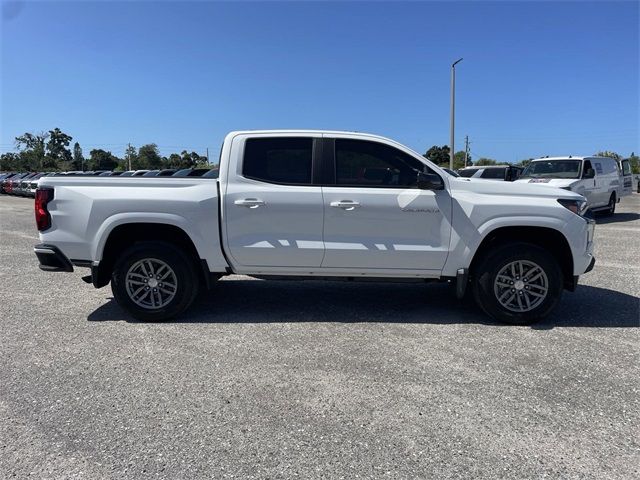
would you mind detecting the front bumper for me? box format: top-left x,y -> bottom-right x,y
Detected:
34,244 -> 74,272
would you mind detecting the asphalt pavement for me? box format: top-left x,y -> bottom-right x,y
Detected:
1,193 -> 638,479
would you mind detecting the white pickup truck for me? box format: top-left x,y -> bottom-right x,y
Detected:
34,130 -> 596,325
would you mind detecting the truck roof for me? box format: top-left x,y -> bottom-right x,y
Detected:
226,129 -> 398,143
531,156 -> 613,162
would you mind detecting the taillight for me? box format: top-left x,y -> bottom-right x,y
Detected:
35,187 -> 54,231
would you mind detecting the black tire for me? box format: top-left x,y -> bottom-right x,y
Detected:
603,193 -> 616,216
111,241 -> 200,321
472,242 -> 563,325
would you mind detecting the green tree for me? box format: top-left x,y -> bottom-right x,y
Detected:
166,153 -> 182,168
137,144 -> 162,169
72,142 -> 84,171
0,152 -> 21,170
453,150 -> 471,169
15,131 -> 48,170
423,145 -> 450,165
124,144 -> 138,170
594,150 -> 621,160
475,158 -> 500,166
516,158 -> 533,168
46,128 -> 73,166
628,152 -> 639,174
88,149 -> 119,171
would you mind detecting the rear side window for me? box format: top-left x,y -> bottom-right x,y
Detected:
480,168 -> 506,179
243,138 -> 312,184
334,139 -> 424,187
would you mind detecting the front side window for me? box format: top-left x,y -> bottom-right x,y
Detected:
334,139 -> 425,187
622,159 -> 631,176
243,137 -> 313,184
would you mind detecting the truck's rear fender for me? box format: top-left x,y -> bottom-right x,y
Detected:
93,213 -> 228,288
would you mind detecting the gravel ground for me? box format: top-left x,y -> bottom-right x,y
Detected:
0,193 -> 638,479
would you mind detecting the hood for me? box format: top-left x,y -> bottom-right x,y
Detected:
449,177 -> 584,200
514,178 -> 578,188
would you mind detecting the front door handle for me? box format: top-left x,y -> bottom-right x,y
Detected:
234,198 -> 265,208
330,200 -> 361,211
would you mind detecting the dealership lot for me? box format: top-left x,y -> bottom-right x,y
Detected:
0,194 -> 638,478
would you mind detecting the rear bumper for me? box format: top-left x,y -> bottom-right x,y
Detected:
34,244 -> 74,272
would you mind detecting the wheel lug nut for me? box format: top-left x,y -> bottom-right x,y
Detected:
153,288 -> 157,292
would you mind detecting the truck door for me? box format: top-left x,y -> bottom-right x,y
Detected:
223,135 -> 325,268
320,137 -> 452,273
619,159 -> 633,197
580,160 -> 598,206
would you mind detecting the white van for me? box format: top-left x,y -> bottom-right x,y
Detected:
517,156 -> 625,215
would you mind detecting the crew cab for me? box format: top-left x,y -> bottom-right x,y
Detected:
33,131 -> 596,325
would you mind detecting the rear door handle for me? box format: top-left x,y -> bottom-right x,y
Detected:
234,198 -> 265,208
330,200 -> 361,211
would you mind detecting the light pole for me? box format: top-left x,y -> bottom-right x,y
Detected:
449,57 -> 463,169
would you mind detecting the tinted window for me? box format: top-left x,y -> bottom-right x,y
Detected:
243,137 -> 312,184
622,160 -> 631,176
334,139 -> 424,187
459,168 -> 479,178
481,167 -> 506,179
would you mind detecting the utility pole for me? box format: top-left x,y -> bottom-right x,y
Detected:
449,58 -> 463,170
127,142 -> 132,171
206,147 -> 209,166
464,135 -> 470,168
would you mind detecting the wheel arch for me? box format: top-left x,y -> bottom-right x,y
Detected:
92,220 -> 209,288
468,225 -> 575,291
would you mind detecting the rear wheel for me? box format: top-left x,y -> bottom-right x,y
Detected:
111,241 -> 200,321
472,243 -> 563,325
604,192 -> 616,216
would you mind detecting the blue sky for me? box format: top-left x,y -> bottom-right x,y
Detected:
1,1 -> 638,162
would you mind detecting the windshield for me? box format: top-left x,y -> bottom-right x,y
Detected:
521,160 -> 582,179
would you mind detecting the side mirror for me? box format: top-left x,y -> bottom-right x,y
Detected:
417,172 -> 444,190
583,168 -> 595,179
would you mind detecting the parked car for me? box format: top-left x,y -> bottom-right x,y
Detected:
157,169 -> 178,177
458,165 -> 522,181
17,173 -> 40,196
201,168 -> 219,178
442,168 -> 459,177
172,168 -> 210,177
516,156 -> 628,215
142,170 -> 161,177
26,173 -> 49,197
34,130 -> 595,326
5,172 -> 30,194
119,171 -> 136,177
0,173 -> 19,193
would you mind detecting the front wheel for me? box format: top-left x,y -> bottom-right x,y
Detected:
111,241 -> 200,321
472,243 -> 563,325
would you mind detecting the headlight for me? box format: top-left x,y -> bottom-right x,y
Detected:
558,198 -> 588,216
